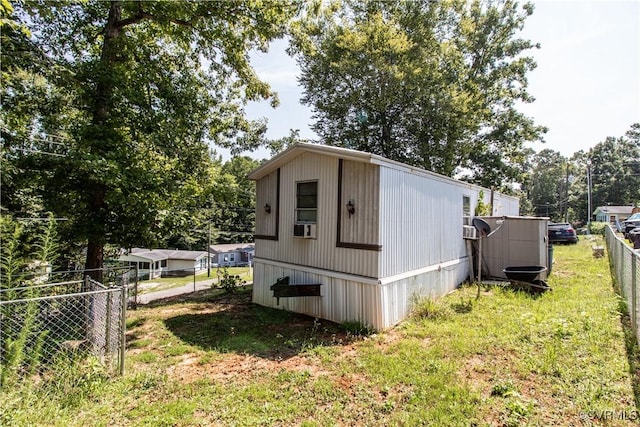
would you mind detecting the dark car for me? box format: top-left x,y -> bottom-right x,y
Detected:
623,213 -> 640,239
629,227 -> 640,249
548,222 -> 579,244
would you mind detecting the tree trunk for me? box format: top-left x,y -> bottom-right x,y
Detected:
84,1 -> 122,282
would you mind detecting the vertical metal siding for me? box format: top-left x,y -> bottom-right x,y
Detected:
255,170 -> 278,237
252,260 -> 384,329
253,148 -> 521,329
491,193 -> 520,216
380,261 -> 469,327
339,160 -> 380,245
258,151 -> 378,278
379,167 -> 471,278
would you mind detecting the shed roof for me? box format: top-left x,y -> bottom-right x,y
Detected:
247,143 -> 517,199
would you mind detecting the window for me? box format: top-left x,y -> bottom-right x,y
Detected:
462,195 -> 471,225
161,259 -> 167,268
296,181 -> 318,222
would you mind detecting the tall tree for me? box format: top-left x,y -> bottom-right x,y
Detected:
4,1 -> 297,278
588,124 -> 640,210
290,0 -> 545,188
525,149 -> 567,221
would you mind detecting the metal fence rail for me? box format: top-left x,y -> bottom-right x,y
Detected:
605,226 -> 640,339
0,275 -> 127,382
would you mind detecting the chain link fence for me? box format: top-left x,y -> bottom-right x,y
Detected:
0,268 -> 129,383
605,226 -> 640,340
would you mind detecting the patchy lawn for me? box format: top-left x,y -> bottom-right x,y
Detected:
3,238 -> 639,426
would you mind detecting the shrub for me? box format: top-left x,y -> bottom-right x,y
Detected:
214,266 -> 246,294
588,221 -> 608,236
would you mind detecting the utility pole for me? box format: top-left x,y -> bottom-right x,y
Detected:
587,159 -> 592,231
564,162 -> 570,223
207,219 -> 211,277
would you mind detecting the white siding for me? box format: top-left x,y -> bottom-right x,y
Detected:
379,167 -> 469,277
168,259 -> 200,271
491,192 -> 520,216
380,259 -> 470,328
339,160 -> 380,246
255,170 -> 278,237
255,151 -> 379,278
253,259 -> 384,329
377,166 -> 519,278
251,144 -> 522,330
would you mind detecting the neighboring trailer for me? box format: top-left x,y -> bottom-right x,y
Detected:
249,143 -> 519,330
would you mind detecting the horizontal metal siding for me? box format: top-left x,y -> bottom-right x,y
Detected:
252,260 -> 384,329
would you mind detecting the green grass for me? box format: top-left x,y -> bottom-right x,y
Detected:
136,266 -> 253,294
2,239 -> 638,426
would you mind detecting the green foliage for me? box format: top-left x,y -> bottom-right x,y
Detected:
474,190 -> 492,216
588,126 -> 640,211
214,266 -> 246,294
290,0 -> 545,188
1,241 -> 638,424
2,1 -> 298,271
410,296 -> 452,321
588,221 -> 608,236
0,215 -> 58,386
341,320 -> 376,337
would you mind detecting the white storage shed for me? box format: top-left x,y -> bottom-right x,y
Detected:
248,143 -> 519,330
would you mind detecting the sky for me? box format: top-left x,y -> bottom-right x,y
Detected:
228,0 -> 640,161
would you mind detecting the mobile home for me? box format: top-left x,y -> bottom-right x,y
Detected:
248,143 -> 519,330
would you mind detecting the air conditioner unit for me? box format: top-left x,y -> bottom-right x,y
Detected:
463,225 -> 478,240
294,223 -> 317,239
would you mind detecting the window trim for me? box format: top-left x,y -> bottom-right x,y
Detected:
462,195 -> 471,226
295,180 -> 318,223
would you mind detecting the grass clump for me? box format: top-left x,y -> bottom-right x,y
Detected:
410,295 -> 453,321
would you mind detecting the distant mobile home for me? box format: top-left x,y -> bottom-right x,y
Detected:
118,248 -> 210,279
208,243 -> 254,267
248,143 -> 519,330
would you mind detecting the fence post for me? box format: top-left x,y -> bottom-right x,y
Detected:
134,264 -> 139,310
633,253 -> 638,336
120,281 -> 126,375
193,267 -> 196,293
105,292 -> 112,356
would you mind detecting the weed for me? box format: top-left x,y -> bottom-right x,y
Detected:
410,296 -> 452,321
491,379 -> 518,398
341,320 -> 376,337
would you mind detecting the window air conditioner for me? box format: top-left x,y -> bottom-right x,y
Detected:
463,225 -> 478,240
294,223 -> 317,239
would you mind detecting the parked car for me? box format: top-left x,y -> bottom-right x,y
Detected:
548,222 -> 579,244
629,227 -> 640,249
623,213 -> 640,239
